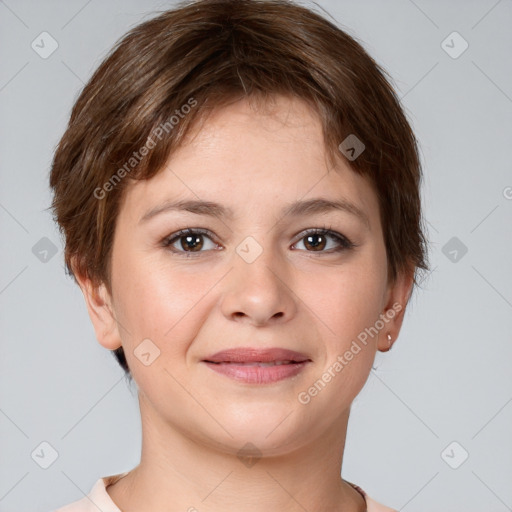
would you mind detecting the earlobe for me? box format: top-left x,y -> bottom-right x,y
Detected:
72,258 -> 122,351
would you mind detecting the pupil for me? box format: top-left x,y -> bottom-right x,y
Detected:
306,234 -> 325,251
183,235 -> 202,251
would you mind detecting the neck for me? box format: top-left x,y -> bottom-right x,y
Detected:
107,392 -> 366,512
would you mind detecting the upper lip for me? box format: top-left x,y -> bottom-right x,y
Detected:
203,348 -> 311,363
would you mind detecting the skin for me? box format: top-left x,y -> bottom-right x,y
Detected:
75,95 -> 413,512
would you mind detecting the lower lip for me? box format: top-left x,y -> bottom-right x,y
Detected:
203,361 -> 310,384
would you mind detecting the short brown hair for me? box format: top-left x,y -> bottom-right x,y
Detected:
49,0 -> 430,377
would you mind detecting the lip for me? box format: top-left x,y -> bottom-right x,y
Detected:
203,347 -> 311,364
202,347 -> 312,384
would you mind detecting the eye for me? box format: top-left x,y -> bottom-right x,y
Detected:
161,226 -> 356,257
293,227 -> 355,253
162,228 -> 220,255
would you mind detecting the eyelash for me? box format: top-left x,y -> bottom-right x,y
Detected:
161,226 -> 356,257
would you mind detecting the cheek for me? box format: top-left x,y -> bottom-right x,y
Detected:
311,257 -> 386,333
112,256 -> 212,358
304,277 -> 383,410
305,249 -> 387,377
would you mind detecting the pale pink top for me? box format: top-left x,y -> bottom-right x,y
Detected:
54,472 -> 397,512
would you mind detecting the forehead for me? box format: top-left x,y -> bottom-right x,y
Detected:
118,96 -> 379,229
184,94 -> 324,146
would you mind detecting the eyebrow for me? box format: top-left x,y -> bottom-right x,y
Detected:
139,197 -> 370,230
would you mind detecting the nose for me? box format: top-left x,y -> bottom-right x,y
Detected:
220,240 -> 297,327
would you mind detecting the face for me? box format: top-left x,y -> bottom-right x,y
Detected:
83,95 -> 410,456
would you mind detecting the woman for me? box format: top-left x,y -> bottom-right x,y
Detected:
50,0 -> 429,510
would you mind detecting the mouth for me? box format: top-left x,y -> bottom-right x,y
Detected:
202,347 -> 312,384
206,360 -> 303,366
203,347 -> 311,364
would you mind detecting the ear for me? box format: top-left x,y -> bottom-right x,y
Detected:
71,257 -> 122,350
378,268 -> 414,352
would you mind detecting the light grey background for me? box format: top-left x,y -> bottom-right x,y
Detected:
0,1 -> 511,511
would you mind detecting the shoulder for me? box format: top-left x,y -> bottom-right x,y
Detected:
348,481 -> 398,512
53,473 -> 128,512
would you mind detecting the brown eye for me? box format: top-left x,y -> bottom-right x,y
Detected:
303,233 -> 327,251
162,228 -> 218,254
178,233 -> 204,252
294,229 -> 354,253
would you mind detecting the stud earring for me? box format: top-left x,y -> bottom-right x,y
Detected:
387,333 -> 392,350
